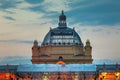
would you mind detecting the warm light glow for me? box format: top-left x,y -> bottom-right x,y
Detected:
5,73 -> 10,79
115,72 -> 120,77
102,72 -> 107,76
74,76 -> 79,80
43,76 -> 48,80
99,72 -> 120,79
56,61 -> 66,64
0,73 -> 16,80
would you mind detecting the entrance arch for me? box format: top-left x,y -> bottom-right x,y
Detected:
56,61 -> 66,64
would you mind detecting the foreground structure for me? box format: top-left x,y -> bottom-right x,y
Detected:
31,11 -> 93,64
0,64 -> 120,80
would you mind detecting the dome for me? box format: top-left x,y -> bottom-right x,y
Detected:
41,11 -> 83,46
42,27 -> 83,46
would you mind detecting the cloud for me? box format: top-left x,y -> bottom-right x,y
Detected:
25,0 -> 44,4
0,39 -> 42,44
72,24 -> 120,59
3,16 -> 16,21
0,56 -> 31,65
67,0 -> 120,25
0,0 -> 120,26
26,0 -> 72,13
0,0 -> 22,10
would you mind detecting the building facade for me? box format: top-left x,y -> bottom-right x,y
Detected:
0,64 -> 120,80
31,11 -> 93,64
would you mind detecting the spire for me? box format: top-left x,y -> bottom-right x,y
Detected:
33,40 -> 38,47
58,10 -> 67,28
86,39 -> 90,46
62,10 -> 64,15
6,64 -> 9,73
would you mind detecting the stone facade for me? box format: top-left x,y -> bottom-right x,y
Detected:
31,40 -> 93,64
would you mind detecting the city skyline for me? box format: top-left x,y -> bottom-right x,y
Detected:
0,0 -> 120,64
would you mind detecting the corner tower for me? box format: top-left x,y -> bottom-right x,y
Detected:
31,11 -> 93,64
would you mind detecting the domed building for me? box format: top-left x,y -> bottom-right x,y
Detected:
31,11 -> 93,64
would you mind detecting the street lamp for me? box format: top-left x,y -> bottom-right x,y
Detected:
83,72 -> 86,80
94,69 -> 99,80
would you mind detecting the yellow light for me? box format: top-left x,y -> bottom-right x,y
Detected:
74,76 -> 79,80
5,73 -> 10,79
102,72 -> 107,77
115,72 -> 119,76
43,76 -> 48,80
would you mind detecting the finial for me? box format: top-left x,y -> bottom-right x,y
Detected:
6,64 -> 9,72
34,40 -> 37,42
86,39 -> 90,42
116,63 -> 119,71
34,40 -> 38,44
62,10 -> 64,15
103,63 -> 106,71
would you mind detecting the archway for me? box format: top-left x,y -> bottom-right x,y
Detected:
56,61 -> 66,64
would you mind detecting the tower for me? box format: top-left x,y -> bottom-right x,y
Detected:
84,40 -> 92,56
32,40 -> 39,57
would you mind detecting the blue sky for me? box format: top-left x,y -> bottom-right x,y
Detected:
0,0 -> 120,63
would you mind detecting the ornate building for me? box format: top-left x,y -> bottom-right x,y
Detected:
0,11 -> 120,80
31,11 -> 93,64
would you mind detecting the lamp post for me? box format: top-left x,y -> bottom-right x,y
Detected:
58,72 -> 60,80
94,73 -> 97,80
94,69 -> 99,80
83,72 -> 86,80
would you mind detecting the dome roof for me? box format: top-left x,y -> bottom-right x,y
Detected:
41,11 -> 83,46
42,27 -> 83,46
